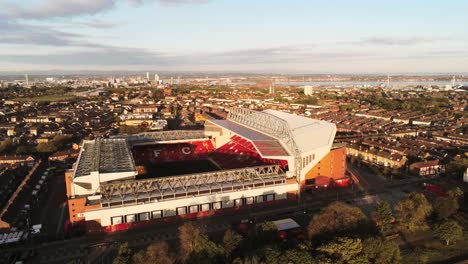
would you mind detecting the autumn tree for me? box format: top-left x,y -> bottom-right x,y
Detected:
223,228 -> 243,261
372,201 -> 394,233
395,192 -> 432,233
308,202 -> 367,238
178,222 -> 223,263
144,241 -> 174,264
434,221 -> 464,246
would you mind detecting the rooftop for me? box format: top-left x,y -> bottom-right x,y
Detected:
74,138 -> 136,178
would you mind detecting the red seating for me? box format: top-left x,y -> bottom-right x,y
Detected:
211,136 -> 288,170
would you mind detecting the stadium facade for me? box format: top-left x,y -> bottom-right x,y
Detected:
65,108 -> 348,232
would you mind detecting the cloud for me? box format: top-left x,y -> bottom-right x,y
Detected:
359,37 -> 446,46
1,0 -> 212,20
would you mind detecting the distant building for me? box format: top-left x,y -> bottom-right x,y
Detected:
303,86 -> 314,96
409,160 -> 445,177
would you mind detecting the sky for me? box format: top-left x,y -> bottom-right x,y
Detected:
0,0 -> 468,73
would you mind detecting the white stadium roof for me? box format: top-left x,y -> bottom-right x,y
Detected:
262,110 -> 336,154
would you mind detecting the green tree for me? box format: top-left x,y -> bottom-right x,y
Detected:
363,237 -> 401,264
223,228 -> 243,261
434,221 -> 464,246
281,249 -> 315,264
308,202 -> 367,238
35,142 -> 58,153
317,237 -> 367,264
446,158 -> 468,175
395,192 -> 432,233
0,139 -> 13,153
372,201 -> 394,233
433,196 -> 458,220
256,221 -> 278,244
113,242 -> 132,264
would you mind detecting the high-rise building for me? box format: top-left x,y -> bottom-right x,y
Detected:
25,73 -> 29,87
304,86 -> 314,96
146,72 -> 150,80
154,74 -> 160,82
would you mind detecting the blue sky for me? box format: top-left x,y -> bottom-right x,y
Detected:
0,0 -> 467,73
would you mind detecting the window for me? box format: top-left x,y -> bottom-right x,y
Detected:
266,194 -> 275,201
200,203 -> 211,211
111,216 -> 123,225
151,210 -> 163,219
125,214 -> 136,223
189,205 -> 199,213
212,201 -> 222,210
256,195 -> 265,203
234,198 -> 243,207
245,197 -> 254,205
176,207 -> 187,215
138,212 -> 150,221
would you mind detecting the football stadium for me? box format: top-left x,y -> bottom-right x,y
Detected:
65,108 -> 348,232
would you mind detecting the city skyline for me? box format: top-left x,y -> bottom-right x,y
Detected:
1,0 -> 468,73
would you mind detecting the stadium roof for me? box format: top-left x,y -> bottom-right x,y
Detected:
74,138 -> 136,178
263,110 -> 336,153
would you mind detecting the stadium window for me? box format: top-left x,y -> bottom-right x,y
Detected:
200,203 -> 211,211
234,198 -> 243,207
223,200 -> 234,208
176,207 -> 187,215
189,205 -> 199,213
313,154 -> 315,160
246,197 -> 254,205
212,201 -> 222,210
125,214 -> 136,223
138,212 -> 150,221
151,210 -> 163,219
256,195 -> 265,203
111,216 -> 123,225
266,194 -> 275,201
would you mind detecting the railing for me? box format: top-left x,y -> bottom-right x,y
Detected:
99,165 -> 287,207
125,130 -> 207,146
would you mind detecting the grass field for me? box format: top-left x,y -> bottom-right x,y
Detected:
15,95 -> 78,102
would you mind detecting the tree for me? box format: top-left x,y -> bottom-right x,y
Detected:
178,222 -> 223,263
446,158 -> 468,175
363,237 -> 401,264
178,222 -> 202,263
145,241 -> 174,264
131,250 -> 146,264
0,139 -> 13,153
281,249 -> 315,264
433,196 -> 458,220
395,192 -> 432,233
434,221 -> 464,246
223,228 -> 243,261
317,237 -> 367,264
308,202 -> 367,238
113,242 -> 132,264
372,201 -> 394,233
256,221 -> 278,244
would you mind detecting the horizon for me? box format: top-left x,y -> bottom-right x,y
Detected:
1,0 -> 468,73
